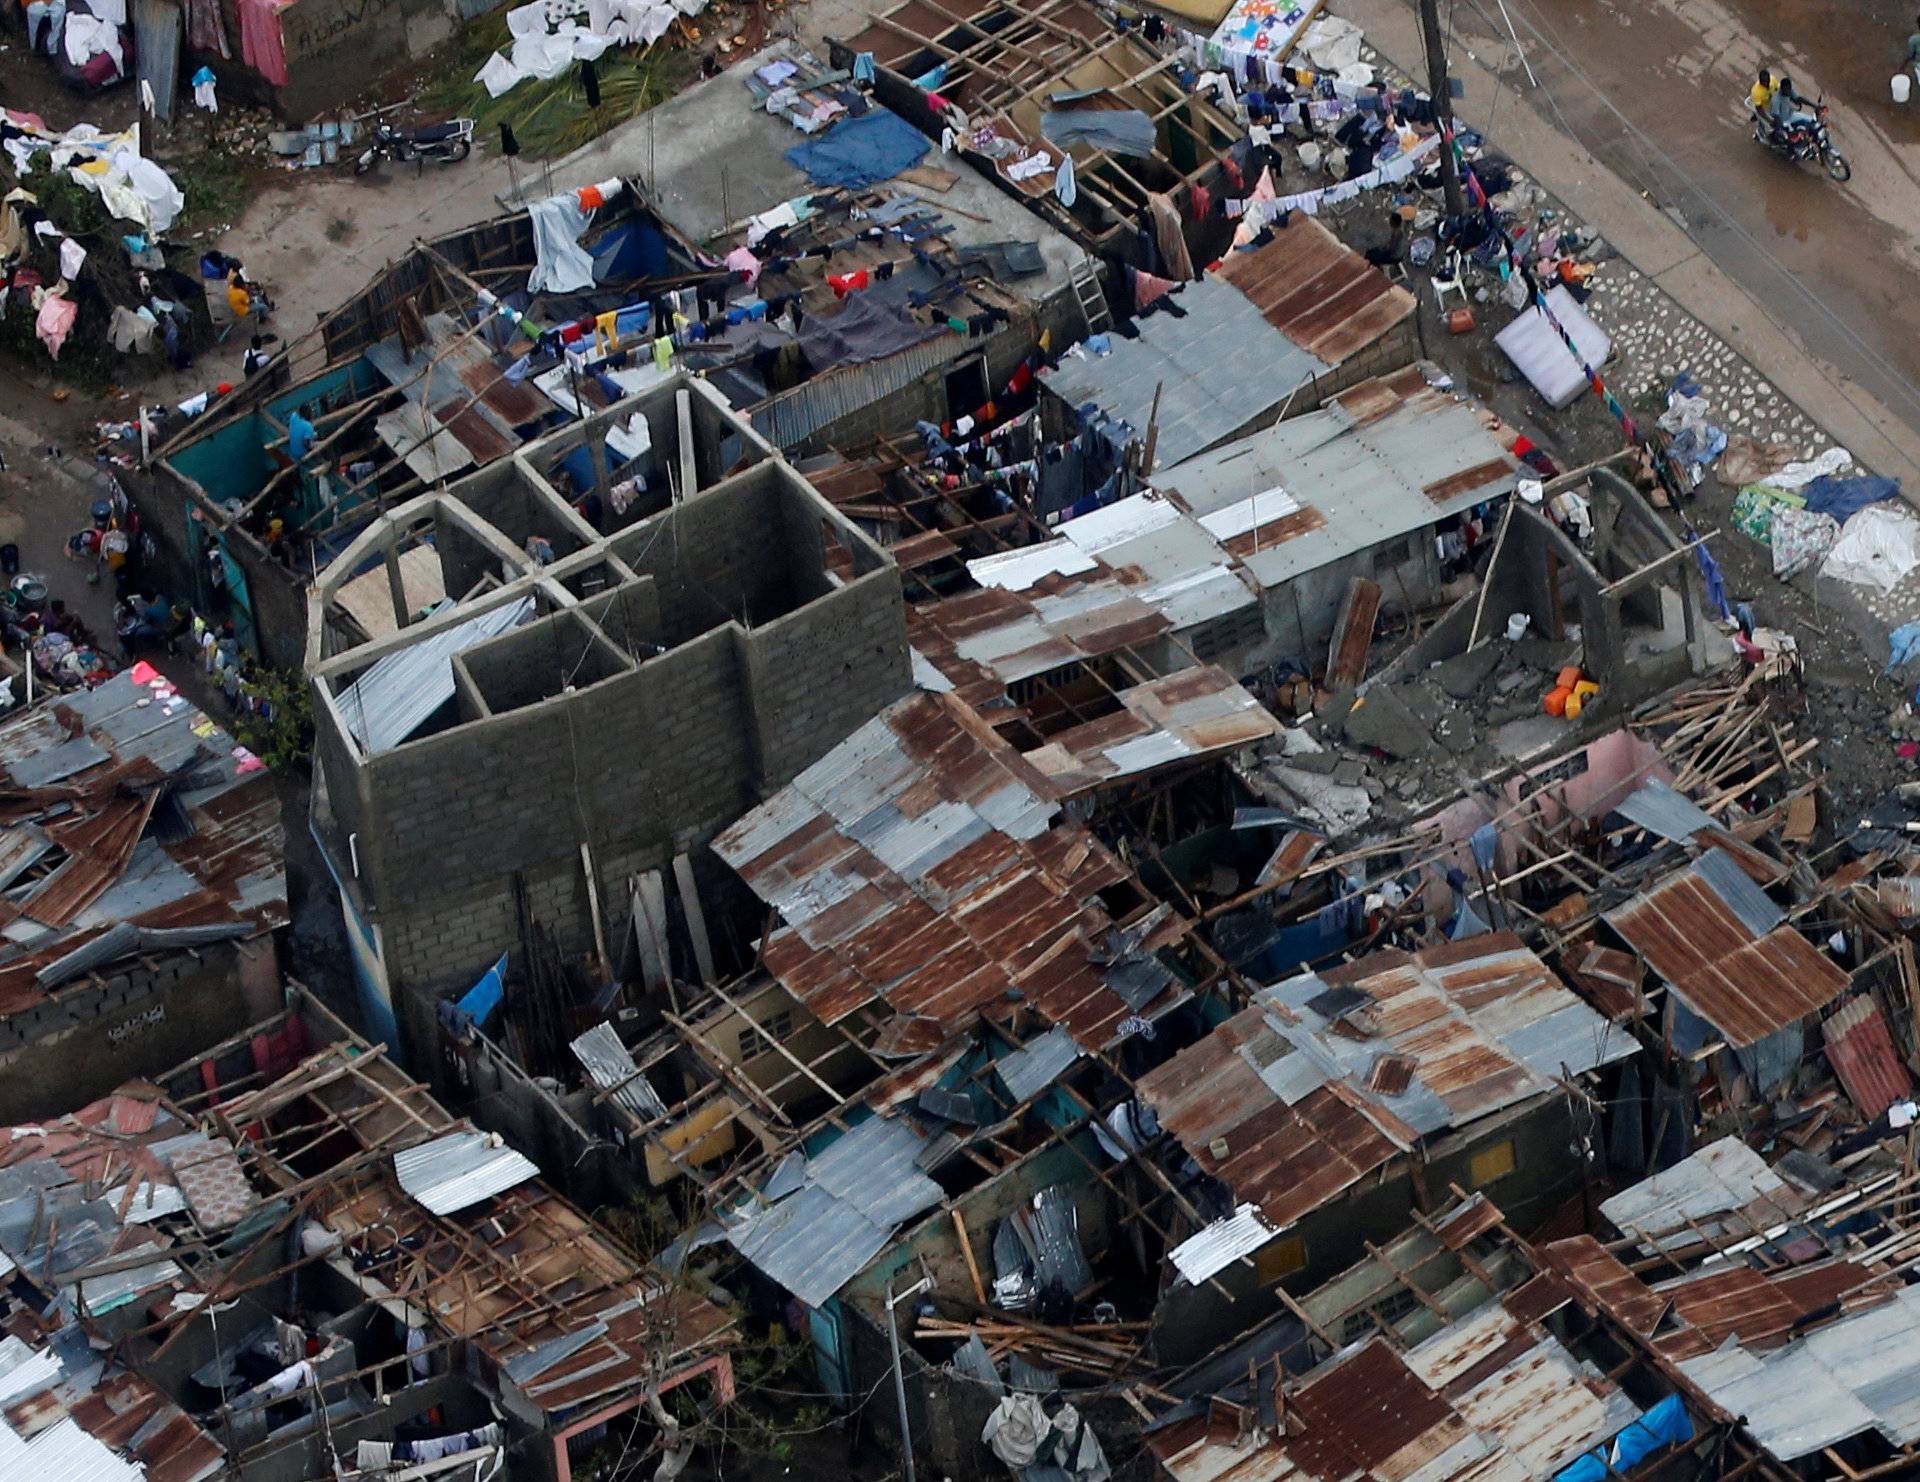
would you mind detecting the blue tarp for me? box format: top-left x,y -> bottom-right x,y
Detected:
591,220 -> 669,283
1803,473 -> 1900,524
1888,619 -> 1920,674
786,109 -> 930,189
1555,1394 -> 1693,1482
457,952 -> 507,1028
557,442 -> 630,492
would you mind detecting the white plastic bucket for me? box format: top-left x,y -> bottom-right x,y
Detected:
1505,613 -> 1530,641
1894,73 -> 1911,105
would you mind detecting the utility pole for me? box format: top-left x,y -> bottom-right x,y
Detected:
886,1276 -> 933,1482
1418,0 -> 1467,216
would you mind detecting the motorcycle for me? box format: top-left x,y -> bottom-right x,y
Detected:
1750,98 -> 1850,182
353,117 -> 475,175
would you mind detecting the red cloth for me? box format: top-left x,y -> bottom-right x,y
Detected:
1133,268 -> 1177,311
827,270 -> 869,299
1006,362 -> 1033,396
238,0 -> 289,87
578,184 -> 606,209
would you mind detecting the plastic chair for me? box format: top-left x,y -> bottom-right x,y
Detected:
1430,248 -> 1468,312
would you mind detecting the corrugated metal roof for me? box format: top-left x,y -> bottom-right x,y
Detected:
0,1336 -> 60,1406
1024,668 -> 1282,794
1155,365 -> 1517,592
1614,778 -> 1717,842
1213,211 -> 1416,365
1674,1282 -> 1920,1460
395,1129 -> 539,1214
724,1114 -> 943,1306
1606,851 -> 1847,1047
1137,933 -> 1632,1232
0,669 -> 285,1020
931,491 -> 1277,733
994,1025 -> 1083,1103
570,1023 -> 670,1122
713,692 -> 1162,1048
333,595 -> 536,754
1823,996 -> 1912,1120
1599,1136 -> 1806,1256
1041,277 -> 1328,471
0,1415 -> 145,1482
1153,1312 -> 1636,1482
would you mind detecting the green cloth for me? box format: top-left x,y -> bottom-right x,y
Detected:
1731,484 -> 1806,546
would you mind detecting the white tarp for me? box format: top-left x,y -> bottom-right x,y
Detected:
476,0 -> 708,96
1821,503 -> 1920,592
1,122 -> 183,233
1494,284 -> 1612,410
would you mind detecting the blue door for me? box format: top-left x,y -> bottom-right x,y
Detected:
810,1299 -> 849,1404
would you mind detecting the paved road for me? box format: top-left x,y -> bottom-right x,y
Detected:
1414,0 -> 1920,464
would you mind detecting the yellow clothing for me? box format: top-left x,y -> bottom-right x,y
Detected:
227,281 -> 251,319
1749,80 -> 1774,108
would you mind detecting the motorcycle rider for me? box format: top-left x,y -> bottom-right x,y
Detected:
1767,73 -> 1815,146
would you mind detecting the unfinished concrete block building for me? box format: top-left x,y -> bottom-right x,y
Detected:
305,376 -> 911,1061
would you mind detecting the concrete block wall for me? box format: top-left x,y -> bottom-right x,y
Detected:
744,570 -> 911,790
0,945 -> 254,1122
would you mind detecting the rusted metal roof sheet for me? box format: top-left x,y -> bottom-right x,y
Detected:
714,692 -> 1172,1049
1823,996 -> 1912,1120
1154,366 -> 1518,597
1137,935 -> 1630,1232
1605,851 -> 1847,1047
1564,944 -> 1642,1020
0,671 -> 284,1020
1655,1258 -> 1875,1356
1024,667 -> 1281,794
1672,1282 -> 1920,1461
1154,1319 -> 1640,1482
1542,1235 -> 1670,1336
1324,577 -> 1381,689
1213,213 -> 1415,364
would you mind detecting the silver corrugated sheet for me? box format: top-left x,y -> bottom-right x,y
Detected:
1613,779 -> 1717,842
1695,848 -> 1785,936
725,1115 -> 941,1306
569,1023 -> 669,1122
995,1027 -> 1083,1103
4,735 -> 109,789
335,596 -> 536,754
750,335 -> 974,450
0,1335 -> 59,1406
1043,277 -> 1327,469
1676,1284 -> 1920,1460
1600,1137 -> 1798,1250
0,1414 -> 146,1481
1168,1203 -> 1277,1284
394,1129 -> 539,1215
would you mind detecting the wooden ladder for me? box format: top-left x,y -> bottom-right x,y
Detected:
1070,255 -> 1111,337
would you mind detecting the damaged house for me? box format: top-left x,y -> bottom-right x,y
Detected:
1143,1125 -> 1920,1482
0,666 -> 284,1120
961,365 -> 1522,682
304,373 -> 912,1059
1132,933 -> 1634,1360
0,983 -> 735,1482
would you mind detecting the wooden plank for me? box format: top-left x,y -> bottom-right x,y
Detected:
672,853 -> 716,987
953,1209 -> 988,1306
631,871 -> 672,991
1325,576 -> 1383,688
